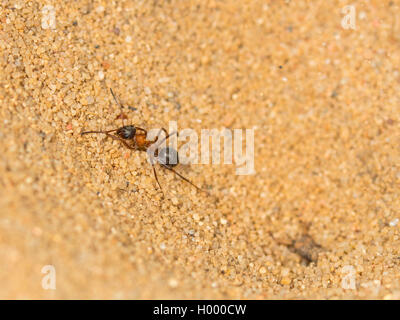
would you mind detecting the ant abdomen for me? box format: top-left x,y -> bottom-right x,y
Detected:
116,125 -> 136,139
157,146 -> 179,168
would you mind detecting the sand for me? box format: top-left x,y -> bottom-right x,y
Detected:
1,0 -> 400,299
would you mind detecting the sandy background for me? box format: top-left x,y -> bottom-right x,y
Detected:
1,0 -> 400,299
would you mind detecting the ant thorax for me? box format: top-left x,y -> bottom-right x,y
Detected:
135,133 -> 151,149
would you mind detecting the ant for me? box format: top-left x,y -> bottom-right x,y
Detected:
81,88 -> 208,196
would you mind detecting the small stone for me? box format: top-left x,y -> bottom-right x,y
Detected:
389,218 -> 399,227
144,87 -> 152,95
96,6 -> 105,13
87,96 -> 94,104
359,11 -> 366,20
66,73 -> 73,82
57,111 -> 68,122
168,278 -> 178,288
281,268 -> 290,277
158,77 -> 169,83
281,277 -> 291,285
32,227 -> 42,237
81,96 -> 94,105
112,27 -> 120,35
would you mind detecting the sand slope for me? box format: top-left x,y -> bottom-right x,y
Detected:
0,0 -> 399,299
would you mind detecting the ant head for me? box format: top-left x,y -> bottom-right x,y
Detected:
116,125 -> 136,139
158,146 -> 179,168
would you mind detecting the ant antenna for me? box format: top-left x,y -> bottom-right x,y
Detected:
110,88 -> 124,108
81,128 -> 118,136
110,88 -> 128,126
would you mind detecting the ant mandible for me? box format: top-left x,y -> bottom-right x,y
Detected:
81,88 -> 207,196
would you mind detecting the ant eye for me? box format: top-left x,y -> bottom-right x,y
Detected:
117,125 -> 136,139
158,147 -> 179,167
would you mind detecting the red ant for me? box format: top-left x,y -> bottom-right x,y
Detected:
81,89 -> 208,196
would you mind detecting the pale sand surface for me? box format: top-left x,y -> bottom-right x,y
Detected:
1,1 -> 400,299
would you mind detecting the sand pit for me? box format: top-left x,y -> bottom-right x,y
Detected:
1,0 -> 399,299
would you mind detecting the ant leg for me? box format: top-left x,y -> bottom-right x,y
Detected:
135,127 -> 148,135
163,128 -> 177,140
81,128 -> 119,136
162,165 -> 208,194
152,165 -> 164,196
83,130 -> 135,150
158,128 -> 176,140
80,128 -> 137,150
145,128 -> 171,145
103,133 -> 137,150
110,88 -> 124,108
160,128 -> 169,137
153,129 -> 178,146
151,128 -> 165,144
